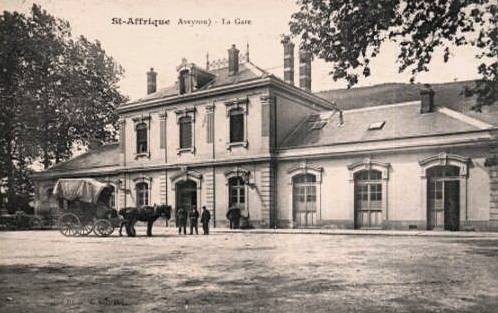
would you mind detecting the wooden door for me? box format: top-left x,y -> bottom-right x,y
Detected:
292,174 -> 317,227
354,171 -> 383,229
428,180 -> 444,230
444,180 -> 460,231
428,179 -> 460,231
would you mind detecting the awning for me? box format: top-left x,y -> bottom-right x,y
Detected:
53,178 -> 110,204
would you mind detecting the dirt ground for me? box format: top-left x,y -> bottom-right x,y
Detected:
1,228 -> 498,313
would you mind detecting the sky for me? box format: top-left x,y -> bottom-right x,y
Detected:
2,0 -> 484,101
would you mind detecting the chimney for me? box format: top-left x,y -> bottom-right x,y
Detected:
420,84 -> 435,113
228,44 -> 239,76
147,67 -> 157,94
299,49 -> 312,91
281,36 -> 295,85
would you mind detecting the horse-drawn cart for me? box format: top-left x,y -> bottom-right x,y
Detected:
54,178 -> 121,237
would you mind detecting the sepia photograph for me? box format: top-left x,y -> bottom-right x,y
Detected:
1,0 -> 497,312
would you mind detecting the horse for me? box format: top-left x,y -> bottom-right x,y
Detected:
118,204 -> 171,237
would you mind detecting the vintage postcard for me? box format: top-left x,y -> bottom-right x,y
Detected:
1,1 -> 497,312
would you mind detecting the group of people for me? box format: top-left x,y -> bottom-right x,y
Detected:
175,206 -> 211,235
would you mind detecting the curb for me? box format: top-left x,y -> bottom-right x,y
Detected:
210,229 -> 498,238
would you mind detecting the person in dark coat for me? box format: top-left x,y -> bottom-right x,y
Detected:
200,206 -> 211,235
176,207 -> 187,235
189,206 -> 199,235
226,206 -> 241,229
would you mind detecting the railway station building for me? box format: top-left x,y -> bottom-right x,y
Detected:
33,41 -> 498,231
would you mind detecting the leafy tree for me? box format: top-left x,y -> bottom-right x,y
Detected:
288,0 -> 497,110
0,4 -> 126,211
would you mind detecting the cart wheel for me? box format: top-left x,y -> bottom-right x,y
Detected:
79,221 -> 94,236
29,217 -> 43,230
58,213 -> 80,237
94,219 -> 114,237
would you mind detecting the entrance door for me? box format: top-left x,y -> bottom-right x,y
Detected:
444,180 -> 460,231
427,166 -> 460,231
176,180 -> 197,212
354,170 -> 383,229
292,174 -> 317,227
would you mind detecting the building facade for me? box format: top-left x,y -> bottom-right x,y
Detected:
33,43 -> 498,231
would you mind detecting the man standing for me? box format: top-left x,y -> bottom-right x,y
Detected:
176,207 -> 187,235
200,206 -> 211,235
189,206 -> 199,235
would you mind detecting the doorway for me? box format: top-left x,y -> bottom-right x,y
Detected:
354,170 -> 383,229
427,166 -> 460,231
176,180 -> 197,211
292,174 -> 317,227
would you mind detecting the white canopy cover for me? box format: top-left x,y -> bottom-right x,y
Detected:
53,178 -> 109,204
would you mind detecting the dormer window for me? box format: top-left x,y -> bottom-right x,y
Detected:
179,69 -> 190,94
176,59 -> 215,95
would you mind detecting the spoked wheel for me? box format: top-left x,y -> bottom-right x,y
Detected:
58,213 -> 81,237
79,221 -> 94,236
94,219 -> 114,237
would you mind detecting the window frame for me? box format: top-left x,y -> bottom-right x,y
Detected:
135,182 -> 149,207
229,108 -> 245,143
175,107 -> 196,154
228,176 -> 246,208
225,98 -> 248,150
135,122 -> 148,154
347,159 -> 390,223
132,116 -> 151,159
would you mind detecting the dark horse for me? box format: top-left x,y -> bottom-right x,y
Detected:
118,204 -> 171,237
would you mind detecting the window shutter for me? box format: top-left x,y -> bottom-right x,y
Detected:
160,119 -> 165,149
180,117 -> 192,148
207,111 -> 214,143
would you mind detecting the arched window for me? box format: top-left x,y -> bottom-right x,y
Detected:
229,108 -> 244,143
426,165 -> 460,178
136,122 -> 148,153
179,116 -> 192,149
228,176 -> 246,209
136,182 -> 149,207
292,173 -> 317,226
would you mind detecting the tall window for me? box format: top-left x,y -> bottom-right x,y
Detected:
355,170 -> 382,204
136,123 -> 148,153
136,182 -> 149,207
229,177 -> 246,208
229,108 -> 244,143
292,173 -> 317,226
354,170 -> 382,228
179,116 -> 192,149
